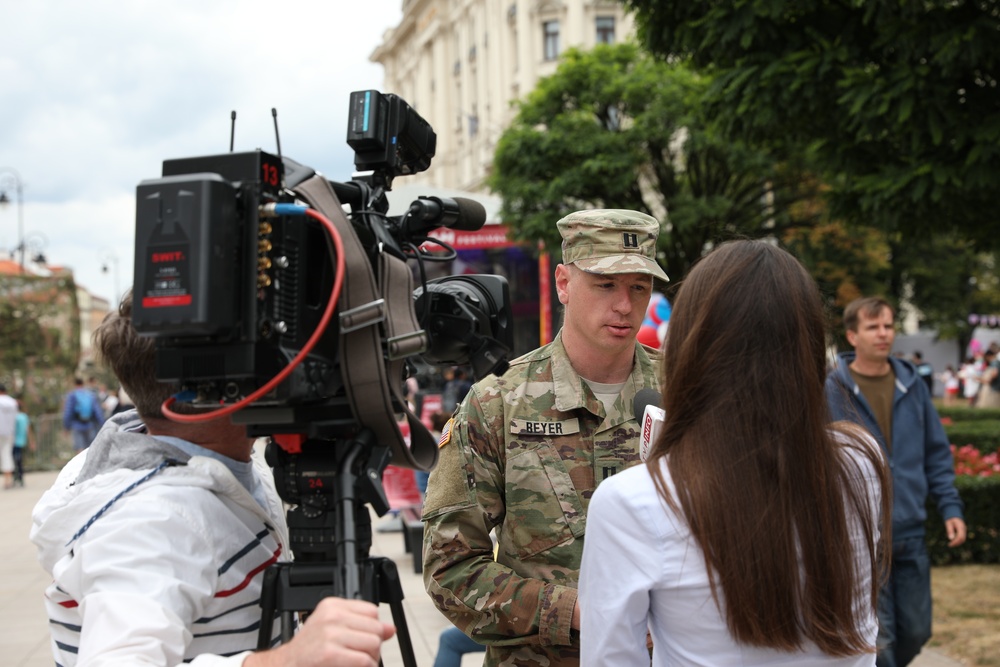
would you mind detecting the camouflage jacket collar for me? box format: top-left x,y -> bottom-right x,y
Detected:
548,331 -> 659,418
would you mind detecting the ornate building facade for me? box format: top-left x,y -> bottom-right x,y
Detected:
371,0 -> 635,192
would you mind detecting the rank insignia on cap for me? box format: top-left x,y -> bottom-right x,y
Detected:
438,418 -> 454,448
556,209 -> 669,282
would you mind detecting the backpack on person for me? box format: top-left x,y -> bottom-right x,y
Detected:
73,390 -> 96,423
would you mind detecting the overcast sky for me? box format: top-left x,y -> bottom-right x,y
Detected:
0,0 -> 403,304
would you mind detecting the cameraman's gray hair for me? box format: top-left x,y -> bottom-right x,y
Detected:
92,290 -> 179,419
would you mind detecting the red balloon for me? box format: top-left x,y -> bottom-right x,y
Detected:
637,325 -> 660,348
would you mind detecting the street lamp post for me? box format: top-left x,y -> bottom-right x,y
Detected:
0,167 -> 25,274
100,248 -> 120,305
20,232 -> 48,266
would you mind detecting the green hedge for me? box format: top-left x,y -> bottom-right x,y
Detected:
936,405 -> 1000,422
925,475 -> 1000,565
942,421 -> 1000,455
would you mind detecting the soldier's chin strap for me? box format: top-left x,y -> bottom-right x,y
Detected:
293,174 -> 438,472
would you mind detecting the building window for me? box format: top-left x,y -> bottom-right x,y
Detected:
596,16 -> 615,44
543,20 -> 560,61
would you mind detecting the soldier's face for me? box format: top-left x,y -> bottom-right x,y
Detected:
556,264 -> 651,354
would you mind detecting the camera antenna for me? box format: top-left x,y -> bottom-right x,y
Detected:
229,111 -> 236,152
271,108 -> 283,165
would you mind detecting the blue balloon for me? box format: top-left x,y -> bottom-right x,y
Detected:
655,298 -> 672,323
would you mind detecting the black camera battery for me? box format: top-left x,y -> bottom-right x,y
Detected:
132,172 -> 240,337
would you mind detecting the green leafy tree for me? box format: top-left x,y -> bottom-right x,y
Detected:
782,220 -> 892,313
893,235 -> 1000,361
0,274 -> 81,413
622,0 -> 1000,246
778,176 -> 894,347
783,219 -> 1000,357
489,42 -> 820,278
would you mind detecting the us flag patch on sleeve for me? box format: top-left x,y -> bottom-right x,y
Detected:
438,418 -> 454,448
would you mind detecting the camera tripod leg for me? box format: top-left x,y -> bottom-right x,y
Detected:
280,611 -> 295,644
365,555 -> 417,667
258,566 -> 277,650
256,563 -> 303,650
256,558 -> 418,664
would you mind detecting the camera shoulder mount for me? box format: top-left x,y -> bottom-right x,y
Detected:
292,174 -> 437,471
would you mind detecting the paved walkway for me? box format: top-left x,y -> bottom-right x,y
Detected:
2,469 -> 964,667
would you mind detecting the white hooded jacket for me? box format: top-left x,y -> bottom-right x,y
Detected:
30,411 -> 291,666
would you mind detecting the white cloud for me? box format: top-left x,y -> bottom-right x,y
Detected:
0,0 -> 403,303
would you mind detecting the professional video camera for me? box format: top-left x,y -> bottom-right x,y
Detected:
131,90 -> 512,471
130,91 -> 513,660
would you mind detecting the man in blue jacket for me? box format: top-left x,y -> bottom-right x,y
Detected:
62,377 -> 105,451
826,296 -> 966,667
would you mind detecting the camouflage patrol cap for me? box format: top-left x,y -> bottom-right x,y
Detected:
557,209 -> 669,281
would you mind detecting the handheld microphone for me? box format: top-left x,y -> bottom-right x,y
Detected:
633,388 -> 665,462
405,196 -> 487,236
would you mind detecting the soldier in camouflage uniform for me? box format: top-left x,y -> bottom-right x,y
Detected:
422,209 -> 668,666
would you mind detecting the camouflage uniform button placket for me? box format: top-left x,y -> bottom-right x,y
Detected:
504,446 -> 583,559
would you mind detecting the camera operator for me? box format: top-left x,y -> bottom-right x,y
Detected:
421,209 -> 668,665
30,290 -> 395,667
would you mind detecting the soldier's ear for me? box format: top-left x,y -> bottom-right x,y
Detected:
555,264 -> 572,305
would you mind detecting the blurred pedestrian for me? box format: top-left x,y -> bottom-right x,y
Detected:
959,355 -> 983,406
911,351 -> 934,395
432,626 -> 486,667
87,376 -> 107,404
440,367 -> 473,413
102,388 -> 120,416
405,375 -> 420,413
0,384 -> 18,489
938,365 -> 960,407
976,348 -> 1000,409
13,399 -> 35,487
827,296 -> 966,667
63,377 -> 105,451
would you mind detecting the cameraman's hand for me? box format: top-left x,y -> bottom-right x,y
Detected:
245,597 -> 396,667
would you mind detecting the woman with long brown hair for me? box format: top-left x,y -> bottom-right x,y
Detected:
579,240 -> 891,666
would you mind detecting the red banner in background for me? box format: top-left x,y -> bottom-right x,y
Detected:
420,226 -> 517,250
539,246 -> 552,344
